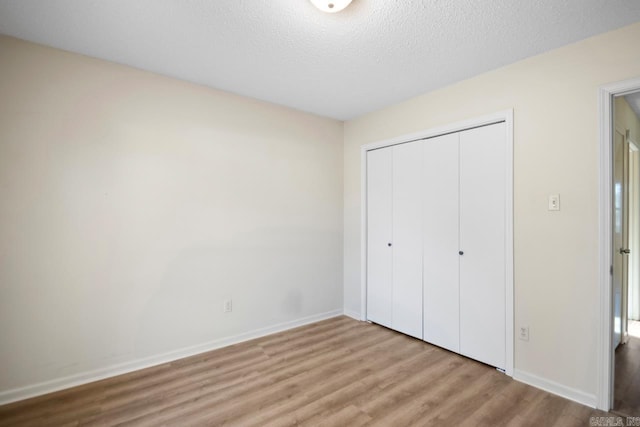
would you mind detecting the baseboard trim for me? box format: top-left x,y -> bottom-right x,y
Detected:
513,369 -> 597,408
0,309 -> 343,405
343,309 -> 362,321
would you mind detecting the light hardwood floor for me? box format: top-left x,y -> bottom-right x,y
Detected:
0,316 -> 610,426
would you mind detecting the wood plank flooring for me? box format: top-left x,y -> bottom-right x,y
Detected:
0,316 -> 611,426
614,333 -> 640,416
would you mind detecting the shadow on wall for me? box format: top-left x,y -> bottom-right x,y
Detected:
131,227 -> 340,357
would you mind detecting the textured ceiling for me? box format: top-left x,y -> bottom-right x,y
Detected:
0,1 -> 640,120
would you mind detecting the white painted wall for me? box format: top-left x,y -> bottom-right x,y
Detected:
343,22 -> 640,403
0,36 -> 344,401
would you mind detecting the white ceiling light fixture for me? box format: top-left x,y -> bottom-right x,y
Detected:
309,0 -> 352,13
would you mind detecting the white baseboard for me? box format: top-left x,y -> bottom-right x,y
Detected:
513,369 -> 597,408
0,309 -> 343,406
343,308 -> 362,320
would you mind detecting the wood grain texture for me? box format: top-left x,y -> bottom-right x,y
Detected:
0,316 -> 611,426
614,334 -> 640,416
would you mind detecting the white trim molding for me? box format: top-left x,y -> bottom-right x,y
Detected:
0,309 -> 343,406
597,76 -> 640,411
514,370 -> 597,409
343,308 -> 361,320
359,109 -> 515,376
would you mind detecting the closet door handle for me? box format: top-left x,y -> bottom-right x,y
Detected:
459,251 -> 464,255
620,248 -> 631,254
388,243 -> 392,247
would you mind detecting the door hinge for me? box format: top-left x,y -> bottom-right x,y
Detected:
610,265 -> 613,276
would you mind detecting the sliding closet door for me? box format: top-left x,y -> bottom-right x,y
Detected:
366,147 -> 393,328
459,123 -> 507,369
422,133 -> 460,352
392,141 -> 423,339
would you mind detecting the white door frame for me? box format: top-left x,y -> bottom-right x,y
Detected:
359,109 -> 514,376
597,77 -> 640,411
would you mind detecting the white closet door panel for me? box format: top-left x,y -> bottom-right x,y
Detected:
392,141 -> 423,339
459,123 -> 507,369
366,147 -> 393,328
422,133 -> 460,352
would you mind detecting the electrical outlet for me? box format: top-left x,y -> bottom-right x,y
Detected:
519,326 -> 529,341
223,299 -> 232,313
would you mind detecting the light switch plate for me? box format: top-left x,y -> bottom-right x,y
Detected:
548,194 -> 560,211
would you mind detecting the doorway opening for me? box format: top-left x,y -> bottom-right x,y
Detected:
612,91 -> 640,416
598,78 -> 640,414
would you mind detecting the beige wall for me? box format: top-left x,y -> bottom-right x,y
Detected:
0,36 -> 344,400
343,22 -> 640,400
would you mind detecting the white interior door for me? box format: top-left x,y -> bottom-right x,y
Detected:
612,128 -> 629,347
366,147 -> 393,328
459,123 -> 507,370
423,133 -> 460,352
392,141 -> 424,338
630,143 -> 640,321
